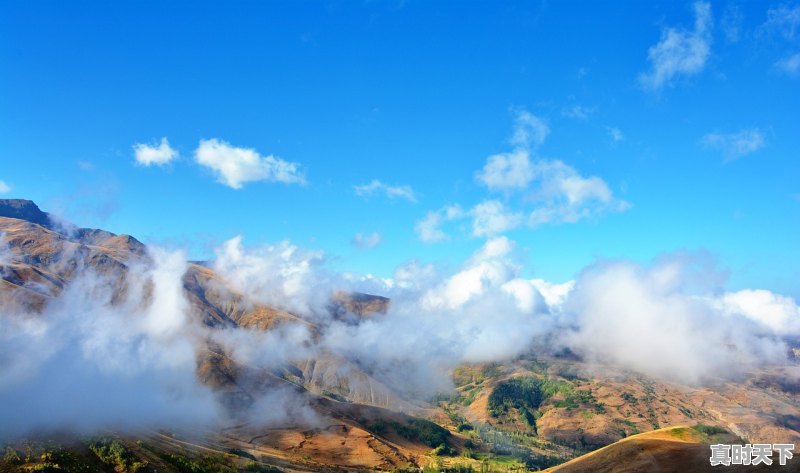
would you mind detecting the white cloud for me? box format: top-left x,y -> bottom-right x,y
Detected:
527,160 -> 630,226
529,278 -> 575,308
353,179 -> 417,202
702,128 -> 766,161
763,4 -> 800,40
133,137 -> 178,166
716,289 -> 800,335
510,110 -> 550,147
776,53 -> 800,75
194,139 -> 305,189
0,180 -> 11,194
475,148 -> 535,191
351,232 -> 382,250
468,110 -> 629,237
212,236 -> 327,315
475,110 -> 549,191
607,127 -> 624,143
414,205 -> 463,243
471,158 -> 628,237
639,1 -> 713,91
421,236 -> 519,310
470,200 -> 523,237
561,105 -> 595,120
563,258 -> 792,384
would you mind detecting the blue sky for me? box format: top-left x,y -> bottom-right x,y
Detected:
1,0 -> 798,297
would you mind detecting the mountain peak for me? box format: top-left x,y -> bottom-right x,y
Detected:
0,199 -> 52,228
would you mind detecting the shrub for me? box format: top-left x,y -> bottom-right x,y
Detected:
3,447 -> 21,465
392,419 -> 451,449
87,438 -> 140,472
695,424 -> 728,436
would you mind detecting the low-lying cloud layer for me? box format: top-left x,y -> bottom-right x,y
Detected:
0,247 -> 221,436
1,229 -> 798,438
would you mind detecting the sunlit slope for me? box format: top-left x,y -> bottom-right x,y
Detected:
545,426 -> 798,473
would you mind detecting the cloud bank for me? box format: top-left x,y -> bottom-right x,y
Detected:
1,226 -> 798,437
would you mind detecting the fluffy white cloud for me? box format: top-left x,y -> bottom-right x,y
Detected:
212,236 -> 327,315
414,205 -> 463,243
353,180 -> 417,202
529,278 -> 575,308
351,232 -> 381,250
133,137 -> 178,166
776,53 -> 800,75
470,200 -> 523,237
716,289 -> 800,335
563,258 -> 793,383
475,148 -> 535,191
459,110 -> 629,239
639,1 -> 713,91
527,160 -> 630,226
421,236 -> 519,310
702,128 -> 766,160
0,180 -> 11,194
194,139 -> 305,189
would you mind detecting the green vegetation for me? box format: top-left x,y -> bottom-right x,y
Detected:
3,439 -> 277,473
4,446 -> 22,465
527,359 -> 549,374
620,392 -> 638,404
452,364 -> 502,387
488,375 -> 605,436
1,444 -> 97,473
157,451 -> 279,473
392,419 -> 451,450
694,424 -> 728,436
426,465 -> 476,473
227,448 -> 257,461
87,437 -> 146,472
488,377 -> 545,417
320,389 -> 348,402
461,387 -> 481,406
367,419 -> 388,435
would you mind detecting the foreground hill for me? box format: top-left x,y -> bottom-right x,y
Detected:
545,426 -> 798,472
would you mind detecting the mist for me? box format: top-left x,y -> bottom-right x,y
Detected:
0,247 -> 221,437
1,228 -> 799,438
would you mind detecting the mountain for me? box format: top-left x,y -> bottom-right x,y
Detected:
1,199 -> 798,472
0,199 -> 54,228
